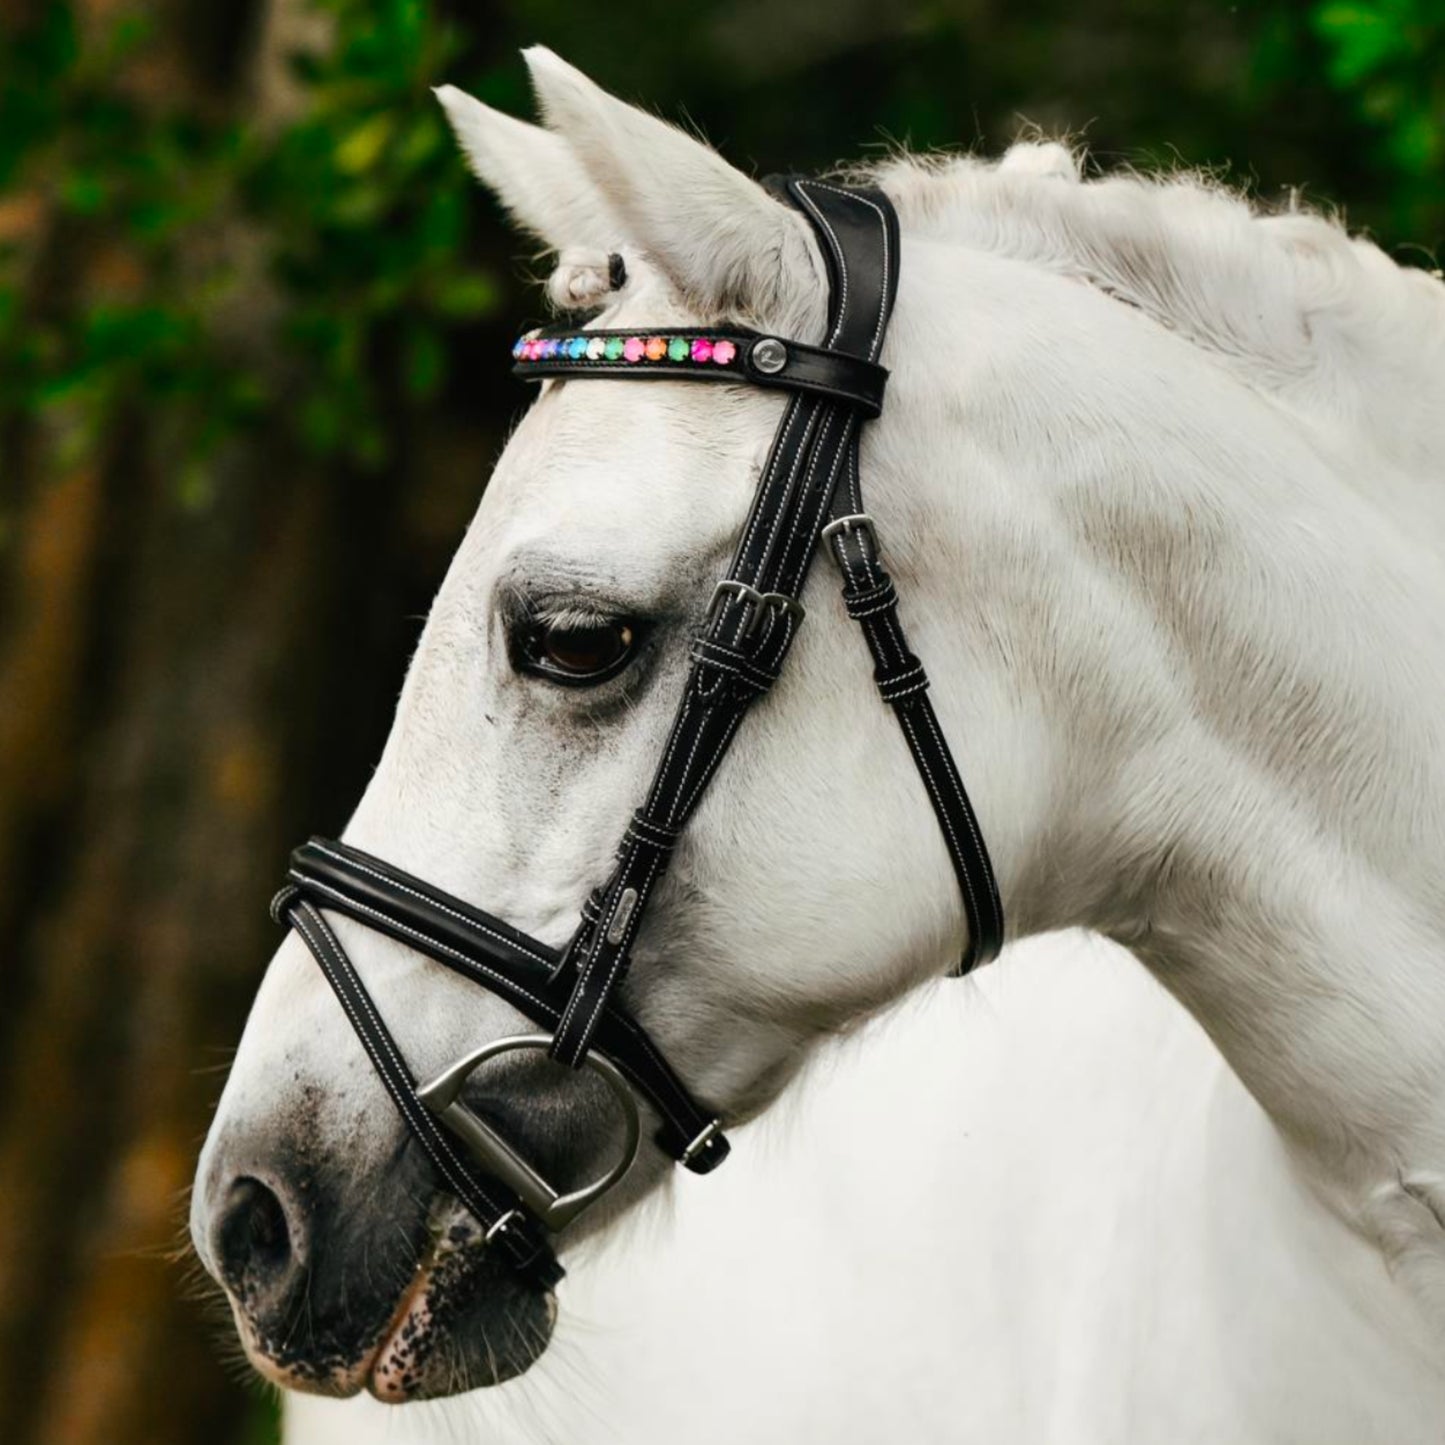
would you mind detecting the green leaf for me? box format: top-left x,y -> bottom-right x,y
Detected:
404,323 -> 444,398
60,172 -> 108,215
431,270 -> 498,318
176,456 -> 217,511
1314,3 -> 1408,86
1386,107 -> 1443,174
300,393 -> 345,455
334,113 -> 394,174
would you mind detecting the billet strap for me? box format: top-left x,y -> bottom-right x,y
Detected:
282,838 -> 730,1173
543,178 -> 903,1066
272,889 -> 565,1289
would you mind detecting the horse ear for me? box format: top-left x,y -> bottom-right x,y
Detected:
433,84 -> 621,252
522,48 -> 823,322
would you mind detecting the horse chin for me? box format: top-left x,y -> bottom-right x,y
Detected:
227,1204 -> 557,1402
365,1218 -> 558,1401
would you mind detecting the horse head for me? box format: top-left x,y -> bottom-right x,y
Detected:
193,47 -> 1445,1404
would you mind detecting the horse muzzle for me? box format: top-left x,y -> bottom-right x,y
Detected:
189,1034 -> 639,1399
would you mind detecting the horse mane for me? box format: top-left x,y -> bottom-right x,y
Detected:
857,142 -> 1445,478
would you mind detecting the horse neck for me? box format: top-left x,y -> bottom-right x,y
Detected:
883,239 -> 1445,1293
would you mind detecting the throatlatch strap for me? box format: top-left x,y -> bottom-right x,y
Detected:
824,449 -> 1005,970
548,178 -> 902,1066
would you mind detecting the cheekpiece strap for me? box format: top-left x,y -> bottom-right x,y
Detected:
540,177 -> 908,1068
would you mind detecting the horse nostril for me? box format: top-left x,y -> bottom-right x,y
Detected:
215,1176 -> 300,1300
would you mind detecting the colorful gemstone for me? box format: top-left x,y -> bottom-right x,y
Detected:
512,338 -> 525,359
623,336 -> 645,362
644,336 -> 667,361
587,336 -> 607,360
570,336 -> 589,359
712,339 -> 737,365
667,337 -> 689,362
604,336 -> 625,361
690,337 -> 714,363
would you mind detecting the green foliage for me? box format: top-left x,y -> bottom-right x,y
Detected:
253,0 -> 502,465
0,6 -> 241,481
240,1392 -> 283,1445
0,0 -> 505,488
1,0 -> 1441,508
1312,0 -> 1444,209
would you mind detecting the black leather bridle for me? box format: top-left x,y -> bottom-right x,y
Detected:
272,179 -> 1003,1290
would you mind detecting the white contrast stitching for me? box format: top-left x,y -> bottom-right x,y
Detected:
676,706 -> 745,822
917,699 -> 1004,934
801,181 -> 893,359
792,182 -> 850,347
765,405 -> 837,581
895,711 -> 983,949
295,875 -> 560,1020
293,905 -> 517,1227
575,849 -> 664,1059
734,399 -> 807,587
312,843 -> 552,967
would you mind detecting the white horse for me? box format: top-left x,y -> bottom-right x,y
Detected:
192,48 -> 1445,1441
282,934 -> 1445,1445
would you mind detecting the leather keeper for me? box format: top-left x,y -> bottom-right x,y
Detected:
688,636 -> 781,695
843,576 -> 898,619
875,656 -> 929,703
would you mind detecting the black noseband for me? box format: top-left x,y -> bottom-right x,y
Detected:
272,177 -> 1003,1289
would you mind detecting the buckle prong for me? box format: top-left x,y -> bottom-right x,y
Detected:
680,1118 -> 723,1165
821,512 -> 879,550
484,1208 -> 523,1245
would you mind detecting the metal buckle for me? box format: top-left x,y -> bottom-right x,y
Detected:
680,1117 -> 723,1166
820,512 -> 879,554
707,579 -> 806,638
483,1208 -> 523,1245
418,1033 -> 642,1233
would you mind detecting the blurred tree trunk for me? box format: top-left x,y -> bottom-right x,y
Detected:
0,3 -> 502,1442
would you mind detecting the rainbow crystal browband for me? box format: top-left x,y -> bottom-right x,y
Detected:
514,330 -> 740,366
511,326 -> 890,416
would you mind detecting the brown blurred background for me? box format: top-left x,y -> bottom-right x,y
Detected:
0,1 -> 1440,1441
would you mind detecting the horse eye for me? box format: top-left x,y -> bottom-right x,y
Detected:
517,618 -> 638,686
